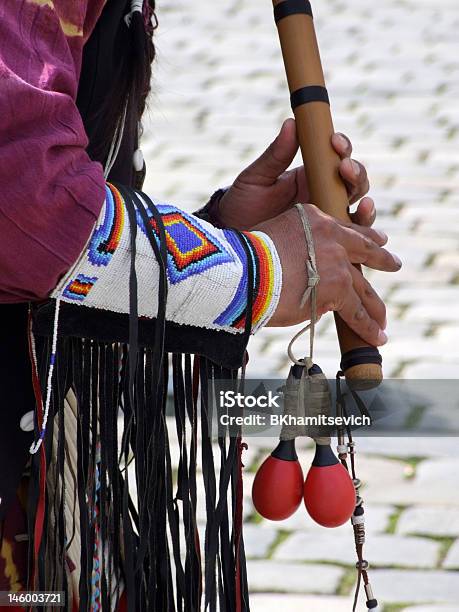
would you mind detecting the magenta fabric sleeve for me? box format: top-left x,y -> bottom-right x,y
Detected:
0,0 -> 107,302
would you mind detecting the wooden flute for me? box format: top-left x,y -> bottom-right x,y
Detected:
272,0 -> 383,386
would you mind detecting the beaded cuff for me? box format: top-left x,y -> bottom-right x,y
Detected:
52,184 -> 281,335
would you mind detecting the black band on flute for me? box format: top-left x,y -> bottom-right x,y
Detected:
340,347 -> 382,372
290,85 -> 329,110
274,0 -> 313,23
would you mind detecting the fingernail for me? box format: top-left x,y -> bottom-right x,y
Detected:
282,118 -> 291,129
336,133 -> 349,149
375,229 -> 388,242
378,330 -> 388,345
383,316 -> 387,330
351,160 -> 361,176
392,253 -> 402,268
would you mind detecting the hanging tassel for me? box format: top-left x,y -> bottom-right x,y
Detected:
27,186 -> 253,611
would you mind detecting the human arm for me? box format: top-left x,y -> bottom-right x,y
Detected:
0,1 -> 281,344
0,0 -> 107,303
49,182 -> 398,358
0,1 -> 398,351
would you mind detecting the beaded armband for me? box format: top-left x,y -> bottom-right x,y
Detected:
52,184 -> 281,335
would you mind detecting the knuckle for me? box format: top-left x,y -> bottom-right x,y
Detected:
362,236 -> 375,251
363,281 -> 376,299
339,268 -> 352,291
271,146 -> 286,166
353,305 -> 366,322
333,243 -> 347,261
316,214 -> 333,237
362,280 -> 386,322
367,320 -> 380,340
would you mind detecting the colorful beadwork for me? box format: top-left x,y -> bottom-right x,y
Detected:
214,231 -> 276,330
244,231 -> 276,329
213,231 -> 249,327
54,187 -> 281,334
88,183 -> 125,267
137,204 -> 233,284
63,274 -> 98,301
29,298 -> 61,455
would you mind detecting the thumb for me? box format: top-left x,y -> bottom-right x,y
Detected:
239,118 -> 299,186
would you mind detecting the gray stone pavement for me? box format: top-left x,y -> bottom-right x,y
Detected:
141,0 -> 459,609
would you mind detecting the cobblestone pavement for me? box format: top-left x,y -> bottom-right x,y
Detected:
142,0 -> 459,609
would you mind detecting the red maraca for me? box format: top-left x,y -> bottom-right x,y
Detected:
303,443 -> 356,528
252,439 -> 303,521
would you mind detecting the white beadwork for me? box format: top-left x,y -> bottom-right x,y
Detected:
29,298 -> 61,455
52,191 -> 282,336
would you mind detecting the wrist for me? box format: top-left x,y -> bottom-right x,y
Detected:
195,188 -> 229,228
253,210 -> 310,326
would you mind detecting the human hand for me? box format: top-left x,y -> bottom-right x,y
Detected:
216,118 -> 375,230
253,204 -> 401,343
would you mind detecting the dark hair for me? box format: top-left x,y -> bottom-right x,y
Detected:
106,1 -> 157,152
77,0 -> 158,177
132,2 -> 158,121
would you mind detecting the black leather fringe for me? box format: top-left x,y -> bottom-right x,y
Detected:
27,187 -> 252,611
27,339 -> 249,611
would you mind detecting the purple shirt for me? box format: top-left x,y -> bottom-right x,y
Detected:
0,0 -> 107,302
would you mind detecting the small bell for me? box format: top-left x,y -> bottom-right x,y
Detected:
303,443 -> 356,528
252,439 -> 303,521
